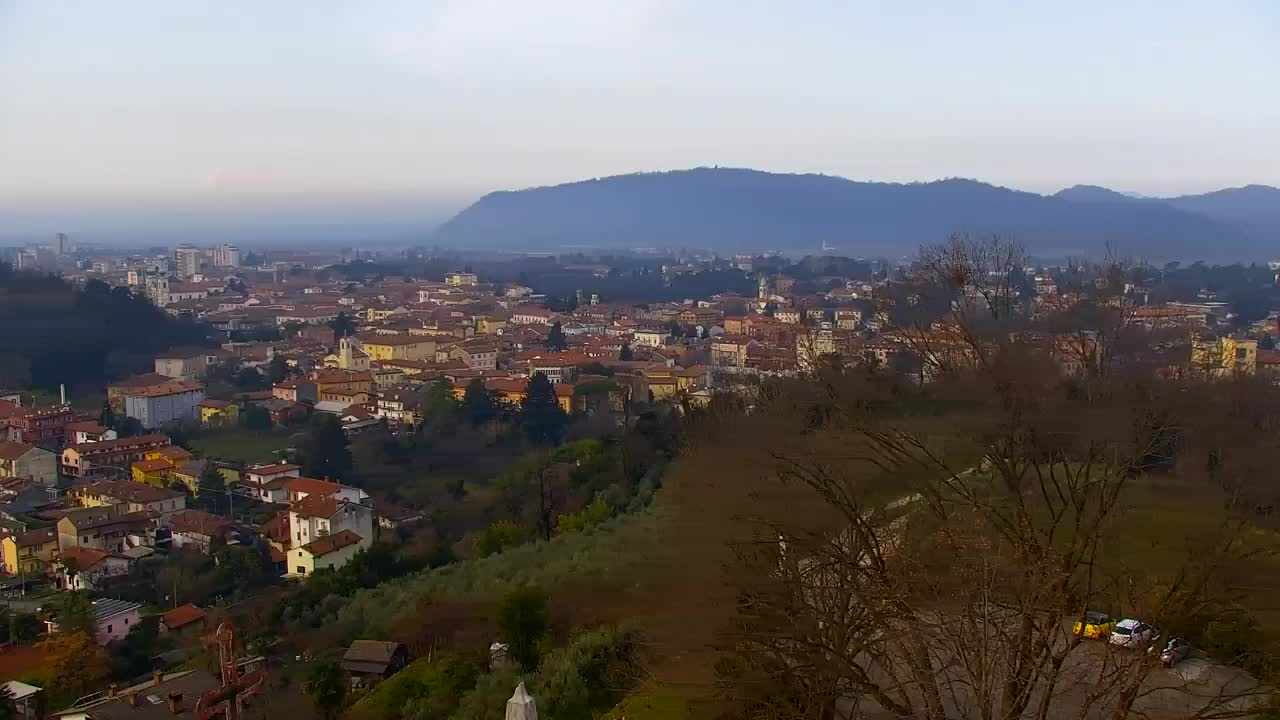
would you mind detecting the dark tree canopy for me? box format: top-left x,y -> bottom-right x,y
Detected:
0,268 -> 208,391
300,415 -> 353,481
546,322 -> 568,352
522,373 -> 568,446
461,378 -> 498,428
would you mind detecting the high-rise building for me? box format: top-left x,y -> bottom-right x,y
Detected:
213,244 -> 241,267
174,244 -> 200,278
53,233 -> 68,255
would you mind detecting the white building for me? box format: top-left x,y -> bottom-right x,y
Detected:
174,245 -> 201,279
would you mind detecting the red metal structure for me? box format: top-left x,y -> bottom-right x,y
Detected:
194,623 -> 267,720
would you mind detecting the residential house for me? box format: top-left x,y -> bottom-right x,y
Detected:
454,338 -> 498,370
106,372 -> 175,413
54,547 -> 131,591
511,307 -> 554,325
65,421 -> 117,445
288,493 -> 373,562
122,380 -> 206,428
198,399 -> 239,426
239,463 -> 301,500
154,349 -> 216,379
372,500 -> 425,531
131,457 -> 175,487
0,441 -> 58,486
342,640 -> 408,688
52,669 -> 224,720
62,433 -> 171,480
3,405 -> 77,450
1,680 -> 41,720
57,506 -> 157,554
46,598 -> 142,645
374,387 -> 422,427
524,352 -> 595,383
710,335 -> 757,368
70,480 -> 187,521
160,603 -> 208,636
632,329 -> 669,348
289,529 -> 364,577
309,368 -> 376,398
1,527 -> 58,576
169,510 -> 234,552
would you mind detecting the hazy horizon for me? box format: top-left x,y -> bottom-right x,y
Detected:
3,1 -> 1278,218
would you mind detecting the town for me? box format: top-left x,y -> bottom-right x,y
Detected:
1,235 -> 1280,719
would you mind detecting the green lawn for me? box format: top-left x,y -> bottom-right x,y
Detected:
188,428 -> 292,465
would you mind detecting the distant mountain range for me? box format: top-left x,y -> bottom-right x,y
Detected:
433,168 -> 1280,260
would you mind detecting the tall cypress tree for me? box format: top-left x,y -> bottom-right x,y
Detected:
522,373 -> 567,446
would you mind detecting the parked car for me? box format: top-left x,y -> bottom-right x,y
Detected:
1158,637 -> 1191,667
1073,611 -> 1117,639
1109,619 -> 1156,648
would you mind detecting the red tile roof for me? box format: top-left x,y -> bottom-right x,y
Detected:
0,441 -> 38,462
161,603 -> 207,631
300,529 -> 363,557
67,433 -> 170,456
170,509 -> 233,537
282,477 -> 343,497
59,546 -> 110,569
291,494 -> 341,519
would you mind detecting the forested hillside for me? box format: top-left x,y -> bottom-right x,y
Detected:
0,263 -> 208,391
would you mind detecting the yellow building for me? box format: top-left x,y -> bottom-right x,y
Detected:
356,334 -> 437,362
132,457 -> 174,487
452,378 -> 575,413
199,400 -> 240,426
1191,336 -> 1258,376
288,529 -> 365,576
2,527 -> 59,576
310,369 -> 376,397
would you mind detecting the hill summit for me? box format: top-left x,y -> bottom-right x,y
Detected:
433,168 -> 1276,260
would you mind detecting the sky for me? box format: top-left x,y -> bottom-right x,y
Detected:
2,0 -> 1279,216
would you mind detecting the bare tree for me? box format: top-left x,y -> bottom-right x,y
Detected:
711,238 -> 1280,720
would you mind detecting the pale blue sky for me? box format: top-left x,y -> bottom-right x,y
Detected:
2,0 -> 1278,208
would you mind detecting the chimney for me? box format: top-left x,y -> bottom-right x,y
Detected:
127,692 -> 140,707
166,693 -> 183,715
59,384 -> 67,406
152,670 -> 164,686
107,684 -> 118,698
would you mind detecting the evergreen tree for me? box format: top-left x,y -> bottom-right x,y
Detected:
329,311 -> 356,339
268,355 -> 289,383
547,322 -> 568,352
198,462 -> 228,514
304,659 -> 347,720
241,404 -> 273,431
98,401 -> 115,430
522,373 -> 568,446
301,415 -> 353,481
620,343 -> 635,361
496,586 -> 549,672
461,378 -> 498,428
422,377 -> 460,430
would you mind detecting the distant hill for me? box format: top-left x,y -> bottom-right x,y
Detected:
1166,185 -> 1280,241
1053,185 -> 1150,204
434,168 -> 1268,260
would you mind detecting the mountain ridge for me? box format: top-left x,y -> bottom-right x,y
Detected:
433,168 -> 1277,260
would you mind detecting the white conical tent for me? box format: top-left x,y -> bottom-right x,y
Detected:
506,681 -> 538,720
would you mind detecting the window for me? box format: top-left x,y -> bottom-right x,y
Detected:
107,624 -> 113,633
296,565 -> 306,574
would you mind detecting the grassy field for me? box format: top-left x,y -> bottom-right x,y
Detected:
188,427 -> 292,464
